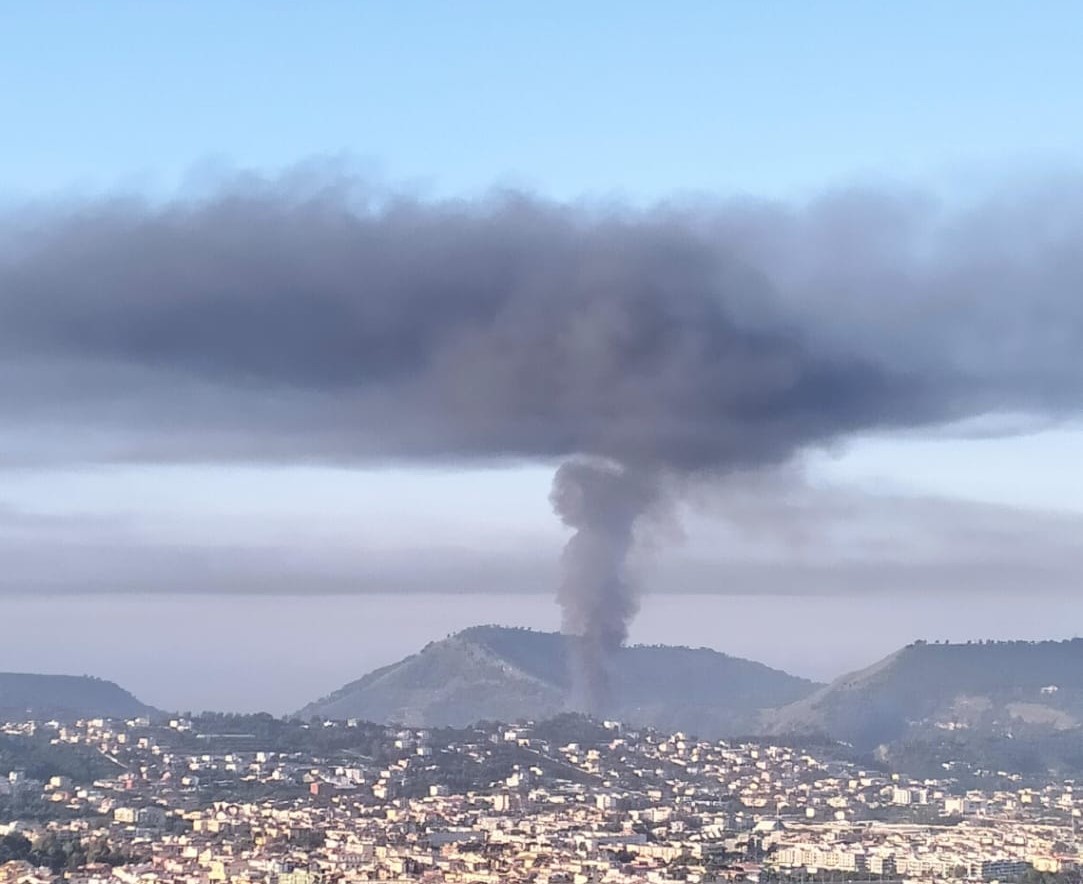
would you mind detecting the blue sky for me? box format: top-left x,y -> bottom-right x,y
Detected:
4,1 -> 1083,202
3,1 -> 1083,711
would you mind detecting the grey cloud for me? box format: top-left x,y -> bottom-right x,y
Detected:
4,174 -> 1082,476
707,182 -> 1083,413
3,175 -> 1081,471
0,175 -> 991,472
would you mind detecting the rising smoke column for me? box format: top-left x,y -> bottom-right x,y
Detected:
550,459 -> 659,714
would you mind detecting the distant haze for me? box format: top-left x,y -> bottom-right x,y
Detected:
3,592 -> 1083,715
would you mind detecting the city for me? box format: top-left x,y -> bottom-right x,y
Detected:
2,712 -> 1080,883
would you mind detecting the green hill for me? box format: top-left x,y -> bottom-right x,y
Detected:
764,639 -> 1083,749
296,625 -> 819,735
0,673 -> 156,720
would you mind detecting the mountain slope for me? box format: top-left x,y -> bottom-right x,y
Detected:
764,639 -> 1083,749
0,673 -> 156,720
297,625 -> 819,735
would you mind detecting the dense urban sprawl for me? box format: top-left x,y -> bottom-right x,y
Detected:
2,714 -> 1081,884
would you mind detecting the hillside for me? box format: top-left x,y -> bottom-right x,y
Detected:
297,625 -> 819,735
764,639 -> 1083,749
0,673 -> 156,720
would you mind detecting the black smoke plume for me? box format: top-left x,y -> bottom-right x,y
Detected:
2,170 -> 1082,705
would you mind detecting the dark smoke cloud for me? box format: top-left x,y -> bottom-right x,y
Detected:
2,170 -> 1082,710
0,177 -> 959,469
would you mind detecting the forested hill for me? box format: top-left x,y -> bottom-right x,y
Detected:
297,624 -> 819,735
0,673 -> 156,720
764,639 -> 1083,749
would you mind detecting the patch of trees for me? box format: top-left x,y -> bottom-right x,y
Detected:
0,733 -> 114,783
0,832 -> 144,873
170,712 -> 393,759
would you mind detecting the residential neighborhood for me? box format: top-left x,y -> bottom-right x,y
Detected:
2,714 -> 1081,883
